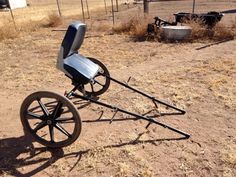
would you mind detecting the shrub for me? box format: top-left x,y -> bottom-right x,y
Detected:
0,24 -> 18,41
187,19 -> 235,41
113,13 -> 151,40
45,13 -> 63,28
212,23 -> 235,41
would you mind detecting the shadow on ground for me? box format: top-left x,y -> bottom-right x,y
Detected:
0,133 -> 187,176
0,134 -> 64,177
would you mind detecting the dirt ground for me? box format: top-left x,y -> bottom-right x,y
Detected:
0,1 -> 236,177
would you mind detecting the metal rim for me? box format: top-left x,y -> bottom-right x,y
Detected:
20,91 -> 82,148
83,57 -> 110,96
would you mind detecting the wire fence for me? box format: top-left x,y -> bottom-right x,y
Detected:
0,0 -> 137,26
0,0 -> 235,27
147,0 -> 236,26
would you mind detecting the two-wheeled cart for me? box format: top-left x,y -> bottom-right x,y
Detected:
20,21 -> 190,148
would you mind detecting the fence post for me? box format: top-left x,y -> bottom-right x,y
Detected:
111,0 -> 115,25
85,0 -> 90,19
115,0 -> 119,12
104,0 -> 108,14
80,0 -> 85,22
56,0 -> 62,16
6,0 -> 17,30
192,0 -> 196,13
143,0 -> 149,14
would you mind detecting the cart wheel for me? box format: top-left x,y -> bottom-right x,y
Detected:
84,57 -> 110,96
20,91 -> 82,148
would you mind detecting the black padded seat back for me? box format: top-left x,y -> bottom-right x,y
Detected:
61,21 -> 86,58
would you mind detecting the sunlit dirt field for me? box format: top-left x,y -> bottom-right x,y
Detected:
0,0 -> 236,176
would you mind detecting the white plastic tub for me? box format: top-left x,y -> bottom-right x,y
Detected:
161,26 -> 192,41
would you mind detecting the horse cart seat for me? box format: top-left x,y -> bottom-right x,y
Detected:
64,54 -> 99,84
57,21 -> 99,84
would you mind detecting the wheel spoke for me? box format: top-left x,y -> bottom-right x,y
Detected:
85,57 -> 110,96
55,123 -> 71,138
21,91 -> 81,148
90,83 -> 94,92
56,117 -> 75,124
52,102 -> 63,119
37,99 -> 49,116
33,121 -> 47,132
49,125 -> 54,142
27,111 -> 44,120
94,79 -> 105,87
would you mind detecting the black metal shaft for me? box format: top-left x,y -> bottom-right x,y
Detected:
107,76 -> 185,114
72,93 -> 190,138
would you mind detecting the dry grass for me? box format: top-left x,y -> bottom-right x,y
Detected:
187,20 -> 235,41
187,20 -> 210,41
45,13 -> 63,28
0,2 -> 235,177
0,13 -> 63,41
18,20 -> 42,32
212,23 -> 236,40
187,57 -> 236,110
113,13 -> 151,40
116,162 -> 130,177
88,21 -> 112,32
112,14 -> 235,42
221,142 -> 236,177
0,24 -> 19,41
0,21 -> 41,41
113,15 -> 235,42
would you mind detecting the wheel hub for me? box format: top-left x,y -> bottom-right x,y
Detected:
47,119 -> 52,125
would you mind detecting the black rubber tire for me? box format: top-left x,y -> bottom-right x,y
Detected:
20,91 -> 82,148
85,57 -> 111,96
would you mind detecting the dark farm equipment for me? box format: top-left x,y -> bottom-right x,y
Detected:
147,11 -> 224,34
0,0 -> 9,8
